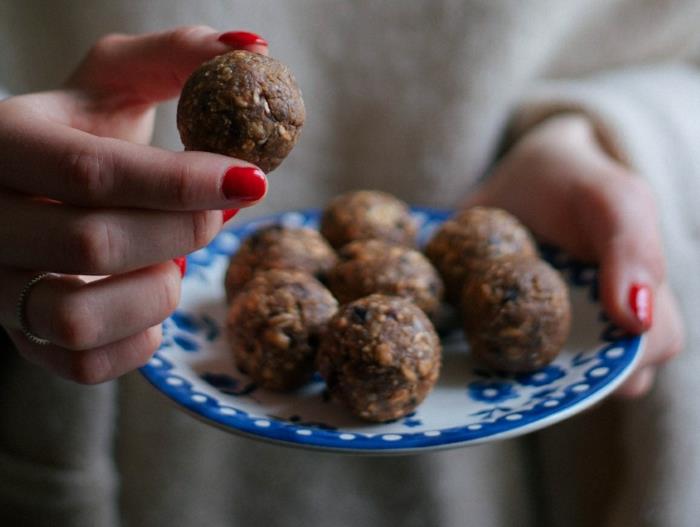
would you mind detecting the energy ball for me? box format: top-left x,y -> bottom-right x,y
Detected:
225,225 -> 338,301
327,239 -> 444,319
461,256 -> 571,373
177,50 -> 305,173
425,207 -> 538,304
226,269 -> 338,391
317,294 -> 441,422
319,190 -> 417,249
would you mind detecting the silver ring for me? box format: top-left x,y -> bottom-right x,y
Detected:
16,272 -> 53,346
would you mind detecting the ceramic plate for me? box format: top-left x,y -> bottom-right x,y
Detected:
140,208 -> 643,454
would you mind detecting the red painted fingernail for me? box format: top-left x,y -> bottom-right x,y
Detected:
173,257 -> 187,278
222,166 -> 266,202
218,31 -> 268,48
629,283 -> 653,330
222,209 -> 239,222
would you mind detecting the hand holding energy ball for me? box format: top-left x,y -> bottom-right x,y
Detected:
463,114 -> 685,398
0,26 -> 270,383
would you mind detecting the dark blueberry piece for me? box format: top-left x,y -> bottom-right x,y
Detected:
502,287 -> 520,303
307,333 -> 320,350
351,306 -> 369,323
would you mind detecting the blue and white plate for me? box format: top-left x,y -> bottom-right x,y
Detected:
141,208 -> 643,454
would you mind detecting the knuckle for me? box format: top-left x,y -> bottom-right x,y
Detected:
88,33 -> 129,62
59,147 -> 112,202
165,26 -> 215,86
189,210 -> 218,250
66,351 -> 111,385
172,163 -> 197,209
578,179 -> 618,226
167,25 -> 214,48
68,217 -> 120,273
51,297 -> 98,350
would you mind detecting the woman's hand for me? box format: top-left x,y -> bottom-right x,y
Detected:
0,26 -> 269,384
463,114 -> 684,398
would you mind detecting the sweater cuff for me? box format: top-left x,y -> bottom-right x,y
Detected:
510,63 -> 700,178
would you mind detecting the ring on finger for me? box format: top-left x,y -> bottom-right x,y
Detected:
16,272 -> 54,346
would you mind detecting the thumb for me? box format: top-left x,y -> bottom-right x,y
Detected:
67,25 -> 269,103
588,177 -> 664,335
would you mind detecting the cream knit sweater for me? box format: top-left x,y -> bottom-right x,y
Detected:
1,1 -> 700,526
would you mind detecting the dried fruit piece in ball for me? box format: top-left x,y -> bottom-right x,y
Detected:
327,239 -> 444,319
225,224 -> 338,301
461,256 -> 571,373
177,50 -> 305,172
425,207 -> 538,304
226,269 -> 338,391
319,190 -> 417,249
317,294 -> 441,422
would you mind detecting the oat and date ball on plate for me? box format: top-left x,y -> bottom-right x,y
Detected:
177,50 -> 305,172
224,224 -> 338,301
425,206 -> 538,304
226,269 -> 338,391
317,294 -> 441,422
319,190 -> 418,249
327,239 -> 444,319
461,256 -> 571,373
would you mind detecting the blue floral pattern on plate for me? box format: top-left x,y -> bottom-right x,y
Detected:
140,208 -> 642,454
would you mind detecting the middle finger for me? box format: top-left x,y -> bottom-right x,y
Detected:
0,191 -> 221,274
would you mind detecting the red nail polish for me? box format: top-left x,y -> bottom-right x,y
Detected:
222,166 -> 266,202
629,283 -> 653,330
222,209 -> 239,222
218,31 -> 268,48
173,257 -> 187,278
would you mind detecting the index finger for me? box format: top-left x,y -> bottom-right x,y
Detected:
0,114 -> 267,210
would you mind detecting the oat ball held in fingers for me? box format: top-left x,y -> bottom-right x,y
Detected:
461,256 -> 571,373
425,207 -> 538,304
225,225 -> 338,300
327,239 -> 444,319
226,270 -> 338,391
319,190 -> 417,249
317,294 -> 441,422
177,50 -> 305,172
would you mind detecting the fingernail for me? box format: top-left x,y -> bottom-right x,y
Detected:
222,209 -> 239,222
218,31 -> 268,48
222,166 -> 266,202
173,257 -> 187,278
629,283 -> 653,330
